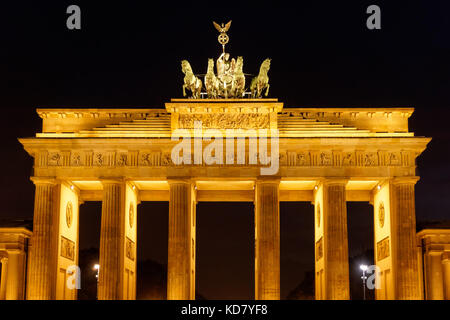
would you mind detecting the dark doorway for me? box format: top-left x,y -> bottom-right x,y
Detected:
347,202 -> 374,300
280,202 -> 315,300
196,202 -> 254,300
136,201 -> 169,300
78,201 -> 101,300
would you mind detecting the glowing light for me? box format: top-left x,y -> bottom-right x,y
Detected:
93,264 -> 100,270
360,264 -> 368,271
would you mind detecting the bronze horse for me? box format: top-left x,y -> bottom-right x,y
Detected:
181,60 -> 202,99
250,58 -> 271,98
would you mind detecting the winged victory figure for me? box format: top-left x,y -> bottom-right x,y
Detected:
213,21 -> 232,33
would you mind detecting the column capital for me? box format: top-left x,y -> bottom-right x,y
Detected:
0,257 -> 8,264
30,176 -> 57,185
391,176 -> 420,185
442,252 -> 450,263
99,178 -> 125,186
255,177 -> 280,185
321,178 -> 349,186
167,178 -> 194,185
59,180 -> 81,194
0,251 -> 8,260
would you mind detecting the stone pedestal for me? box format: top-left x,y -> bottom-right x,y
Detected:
167,180 -> 196,300
98,181 -> 123,300
27,179 -> 57,300
254,180 -> 280,300
391,178 -> 421,299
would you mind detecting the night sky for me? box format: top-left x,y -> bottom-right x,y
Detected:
1,1 -> 450,299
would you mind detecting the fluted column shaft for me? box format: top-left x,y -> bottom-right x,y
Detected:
27,180 -> 56,300
167,180 -> 195,300
255,180 -> 280,300
391,179 -> 421,299
0,257 -> 8,300
425,252 -> 444,299
98,181 -> 123,300
5,252 -> 26,300
323,181 -> 349,300
442,254 -> 450,300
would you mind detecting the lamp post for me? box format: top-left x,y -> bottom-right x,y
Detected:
93,264 -> 100,300
360,264 -> 368,300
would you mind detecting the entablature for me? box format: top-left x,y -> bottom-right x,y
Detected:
34,102 -> 416,137
19,136 -> 430,177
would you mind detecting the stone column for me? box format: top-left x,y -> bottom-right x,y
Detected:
5,252 -> 26,300
167,180 -> 195,300
254,179 -> 280,300
98,180 -> 123,300
27,179 -> 57,300
442,253 -> 450,300
320,180 -> 350,300
425,251 -> 444,299
0,257 -> 8,300
391,178 -> 421,299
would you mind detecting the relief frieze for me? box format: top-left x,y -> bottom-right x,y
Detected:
41,149 -> 414,168
178,113 -> 270,129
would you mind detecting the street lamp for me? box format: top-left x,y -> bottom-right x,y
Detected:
360,264 -> 368,300
93,264 -> 100,299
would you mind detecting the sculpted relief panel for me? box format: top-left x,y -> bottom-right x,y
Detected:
376,237 -> 390,261
66,201 -> 73,228
139,151 -> 162,166
48,152 -> 62,166
342,152 -> 356,166
117,153 -> 127,166
316,237 -> 323,261
178,113 -> 270,129
71,152 -> 84,166
378,202 -> 385,228
126,237 -> 135,261
61,236 -> 75,261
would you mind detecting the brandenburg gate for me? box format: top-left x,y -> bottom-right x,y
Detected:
15,21 -> 432,300
18,99 -> 430,300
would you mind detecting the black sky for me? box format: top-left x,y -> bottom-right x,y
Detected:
1,0 -> 450,299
